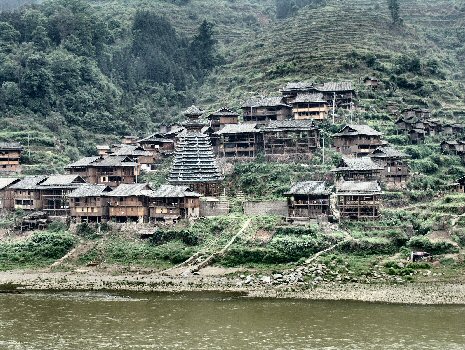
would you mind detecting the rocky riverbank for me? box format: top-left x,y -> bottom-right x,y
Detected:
0,267 -> 464,305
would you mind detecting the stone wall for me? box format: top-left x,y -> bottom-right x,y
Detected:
200,200 -> 229,217
243,200 -> 287,216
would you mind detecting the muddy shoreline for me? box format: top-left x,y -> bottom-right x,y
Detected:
0,269 -> 464,305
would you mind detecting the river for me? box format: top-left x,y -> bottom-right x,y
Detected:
0,291 -> 464,349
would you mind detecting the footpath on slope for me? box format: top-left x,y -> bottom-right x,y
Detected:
162,218 -> 252,276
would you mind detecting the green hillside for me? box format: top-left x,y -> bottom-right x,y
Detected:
0,0 -> 465,176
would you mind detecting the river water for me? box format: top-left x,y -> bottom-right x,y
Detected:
0,291 -> 464,349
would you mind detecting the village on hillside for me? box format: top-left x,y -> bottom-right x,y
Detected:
0,79 -> 464,230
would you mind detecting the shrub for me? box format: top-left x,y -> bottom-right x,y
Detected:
407,236 -> 459,255
151,229 -> 200,246
338,238 -> 397,255
76,223 -> 98,239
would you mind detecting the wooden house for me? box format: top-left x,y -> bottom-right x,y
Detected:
282,81 -> 355,109
332,156 -> 383,181
442,123 -> 465,136
110,145 -> 156,172
441,140 -> 465,155
65,156 -> 100,181
96,145 -> 111,157
168,106 -> 224,197
336,181 -> 382,220
370,146 -> 410,187
93,156 -> 140,187
207,107 -> 239,132
451,176 -> 465,193
69,184 -> 113,223
333,124 -> 385,157
108,183 -> 151,223
0,142 -> 23,174
0,178 -> 20,210
291,93 -> 329,121
66,156 -> 140,188
401,108 -> 430,119
241,97 -> 292,125
9,175 -> 47,211
261,120 -> 320,161
215,123 -> 261,159
363,77 -> 380,88
38,175 -> 87,217
148,184 -> 201,224
121,136 -> 138,145
137,133 -> 176,162
284,181 -> 331,221
409,128 -> 426,144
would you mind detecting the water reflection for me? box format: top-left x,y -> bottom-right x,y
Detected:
0,292 -> 464,349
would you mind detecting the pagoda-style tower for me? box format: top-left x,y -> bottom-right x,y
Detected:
168,105 -> 223,197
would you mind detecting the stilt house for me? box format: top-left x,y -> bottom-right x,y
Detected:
284,181 -> 331,221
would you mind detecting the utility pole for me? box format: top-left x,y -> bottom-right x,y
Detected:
332,92 -> 336,123
27,132 -> 30,157
322,135 -> 325,164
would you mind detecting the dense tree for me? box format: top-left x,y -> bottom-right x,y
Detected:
189,20 -> 221,73
388,0 -> 402,25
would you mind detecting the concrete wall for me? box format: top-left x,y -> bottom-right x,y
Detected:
200,200 -> 229,217
243,200 -> 287,216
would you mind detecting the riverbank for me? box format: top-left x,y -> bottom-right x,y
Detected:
1,268 -> 465,305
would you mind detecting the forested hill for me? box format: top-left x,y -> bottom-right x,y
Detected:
0,0 -> 465,173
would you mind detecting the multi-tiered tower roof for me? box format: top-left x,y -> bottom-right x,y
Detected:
168,105 -> 223,197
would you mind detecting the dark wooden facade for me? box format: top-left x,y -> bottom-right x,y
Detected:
38,175 -> 87,216
262,120 -> 320,161
336,181 -> 382,220
207,107 -> 239,132
108,183 -> 151,223
66,156 -> 140,188
148,185 -> 201,223
242,97 -> 292,125
0,142 -> 23,174
0,178 -> 20,210
9,175 -> 47,211
215,123 -> 261,159
332,157 -> 383,181
291,93 -> 329,121
69,184 -> 112,223
333,124 -> 385,157
370,146 -> 409,187
285,181 -> 331,221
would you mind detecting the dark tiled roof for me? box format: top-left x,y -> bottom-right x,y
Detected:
68,184 -> 113,198
332,157 -> 383,172
66,156 -> 100,168
0,142 -> 23,150
0,178 -> 20,190
168,132 -> 223,184
263,120 -> 317,131
318,81 -> 354,92
184,105 -> 204,116
10,175 -> 47,190
149,185 -> 202,198
336,181 -> 381,194
215,123 -> 260,135
282,81 -> 354,92
292,93 -> 326,104
208,107 -> 239,118
284,181 -> 330,195
371,146 -> 409,159
107,183 -> 152,197
40,175 -> 86,187
93,156 -> 138,167
334,124 -> 382,137
242,97 -> 291,108
111,145 -> 152,157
